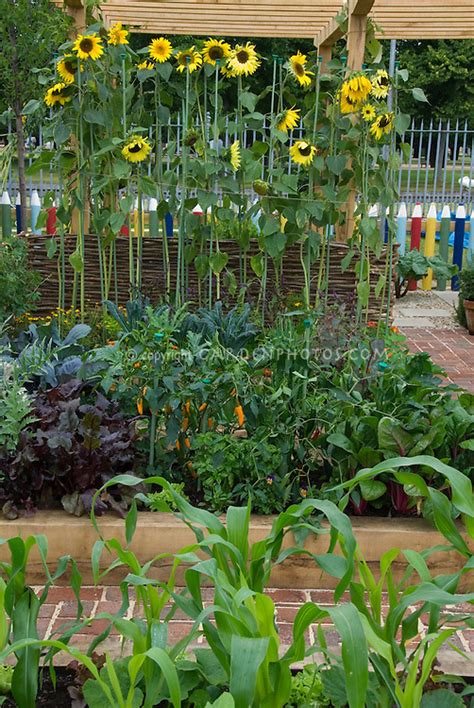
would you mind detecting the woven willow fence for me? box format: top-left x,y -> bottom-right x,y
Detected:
27,235 -> 395,319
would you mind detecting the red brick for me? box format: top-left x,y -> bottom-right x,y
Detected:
266,589 -> 308,604
47,586 -> 103,602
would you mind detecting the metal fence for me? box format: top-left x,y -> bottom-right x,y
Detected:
1,117 -> 473,212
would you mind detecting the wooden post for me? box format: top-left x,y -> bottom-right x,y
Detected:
318,44 -> 332,72
64,0 -> 86,35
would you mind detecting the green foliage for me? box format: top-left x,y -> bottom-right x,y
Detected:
0,237 -> 41,320
287,664 -> 329,707
396,39 -> 474,123
191,432 -> 287,513
0,367 -> 36,453
459,264 -> 474,301
147,483 -> 188,512
0,0 -> 71,112
395,249 -> 458,297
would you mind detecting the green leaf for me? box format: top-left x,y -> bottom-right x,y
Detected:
412,87 -> 429,103
327,604 -> 368,708
145,647 -> 181,708
11,590 -> 40,708
125,501 -> 137,547
229,636 -> 269,708
421,689 -> 464,707
326,155 -> 347,176
45,238 -> 57,259
194,254 -> 209,279
83,108 -> 107,126
209,251 -> 229,275
69,249 -> 84,273
360,480 -> 386,502
460,439 -> 474,451
356,280 -> 370,307
156,61 -> 173,82
21,100 -> 40,116
250,253 -> 263,278
377,417 -> 413,456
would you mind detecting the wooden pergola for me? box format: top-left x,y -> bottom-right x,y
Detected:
57,0 -> 474,44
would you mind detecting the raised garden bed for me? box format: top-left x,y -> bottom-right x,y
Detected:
3,511 -> 472,590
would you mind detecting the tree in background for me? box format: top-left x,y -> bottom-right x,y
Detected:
396,39 -> 474,124
0,0 -> 71,227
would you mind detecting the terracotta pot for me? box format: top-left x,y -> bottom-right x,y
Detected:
464,299 -> 474,335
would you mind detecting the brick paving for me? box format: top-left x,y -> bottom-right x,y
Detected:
34,586 -> 474,674
403,327 -> 474,392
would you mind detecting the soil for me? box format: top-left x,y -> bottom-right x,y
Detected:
3,667 -> 76,707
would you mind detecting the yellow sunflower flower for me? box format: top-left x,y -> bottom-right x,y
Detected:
371,69 -> 390,99
220,63 -> 237,78
340,90 -> 361,114
57,55 -> 78,84
176,46 -> 202,73
137,59 -> 155,71
361,103 -> 376,122
108,22 -> 129,46
342,74 -> 372,103
122,136 -> 152,163
228,43 -> 260,76
203,38 -> 231,66
72,33 -> 104,61
44,82 -> 72,108
149,37 -> 173,63
289,140 -> 317,167
277,107 -> 301,133
369,112 -> 394,140
230,140 -> 241,170
289,51 -> 314,88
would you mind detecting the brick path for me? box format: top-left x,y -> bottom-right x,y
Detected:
403,328 -> 474,392
35,586 -> 474,674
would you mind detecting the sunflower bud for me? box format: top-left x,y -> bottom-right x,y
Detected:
253,179 -> 269,196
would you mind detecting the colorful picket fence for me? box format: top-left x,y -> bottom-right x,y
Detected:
2,188 -> 474,294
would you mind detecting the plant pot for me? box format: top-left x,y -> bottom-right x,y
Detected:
464,299 -> 474,335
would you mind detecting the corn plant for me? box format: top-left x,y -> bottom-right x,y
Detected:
0,534 -> 82,708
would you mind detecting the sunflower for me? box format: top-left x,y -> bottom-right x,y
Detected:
371,69 -> 390,99
122,136 -> 152,163
176,46 -> 202,73
203,38 -> 231,66
289,140 -> 317,167
137,59 -> 155,71
108,22 -> 129,46
277,107 -> 300,133
228,43 -> 260,76
342,74 -> 372,103
44,82 -> 72,108
230,140 -> 241,170
361,103 -> 376,122
289,51 -> 314,88
149,37 -> 173,63
220,63 -> 237,78
370,112 -> 394,140
57,55 -> 79,84
72,33 -> 104,61
340,91 -> 361,114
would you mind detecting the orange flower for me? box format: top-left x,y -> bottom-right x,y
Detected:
207,417 -> 214,429
367,321 -> 377,328
199,402 -> 208,412
184,437 -> 191,449
183,401 -> 191,415
175,440 -> 181,451
133,361 -> 142,369
234,405 -> 245,427
263,368 -> 272,378
182,417 -> 189,431
391,326 -> 399,333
